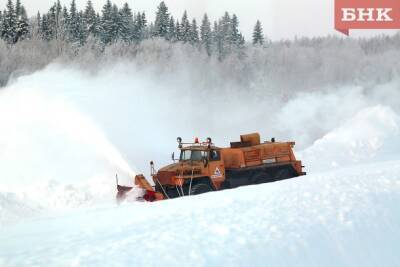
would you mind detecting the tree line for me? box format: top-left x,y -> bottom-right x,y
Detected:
0,0 -> 265,58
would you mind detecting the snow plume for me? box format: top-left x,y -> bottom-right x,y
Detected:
0,60 -> 400,224
0,70 -> 139,224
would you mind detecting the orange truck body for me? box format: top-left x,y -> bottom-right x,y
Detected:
120,133 -> 305,201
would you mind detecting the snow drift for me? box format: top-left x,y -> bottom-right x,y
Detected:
1,160 -> 399,267
301,105 -> 400,172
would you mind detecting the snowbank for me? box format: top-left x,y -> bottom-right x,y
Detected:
0,177 -> 120,225
301,105 -> 400,172
1,160 -> 399,267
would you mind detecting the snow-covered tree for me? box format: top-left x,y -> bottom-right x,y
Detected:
52,0 -> 64,40
154,1 -> 169,38
141,12 -> 147,28
40,14 -> 52,41
212,20 -> 225,59
35,11 -> 41,36
15,4 -> 28,41
111,4 -> 120,41
166,16 -> 176,41
57,5 -> 69,40
67,0 -> 81,44
0,11 -> 2,33
47,4 -> 57,40
220,12 -> 234,56
83,0 -> 98,37
133,11 -> 148,41
15,0 -> 21,17
119,2 -> 133,42
175,19 -> 181,41
189,18 -> 199,45
2,0 -> 17,43
77,10 -> 87,45
180,10 -> 190,43
99,0 -> 114,44
252,20 -> 264,45
200,13 -> 212,55
231,14 -> 240,44
132,12 -> 141,41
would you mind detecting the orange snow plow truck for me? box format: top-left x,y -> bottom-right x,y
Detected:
117,133 -> 306,201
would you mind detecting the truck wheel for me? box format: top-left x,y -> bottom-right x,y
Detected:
190,183 -> 213,195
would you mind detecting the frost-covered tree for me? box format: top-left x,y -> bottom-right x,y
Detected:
62,5 -> 69,26
83,0 -> 98,37
133,11 -> 148,40
100,0 -> 114,44
231,14 -> 240,44
220,12 -> 234,55
180,10 -> 190,43
175,19 -> 181,41
14,0 -> 20,16
52,0 -> 64,40
67,0 -> 81,44
119,2 -> 133,42
35,11 -> 41,36
252,20 -> 264,45
57,5 -> 69,40
2,0 -> 17,43
189,18 -> 199,45
132,12 -> 141,41
77,11 -> 87,45
141,12 -> 147,28
212,21 -> 220,51
46,4 -> 57,40
15,4 -> 28,40
200,13 -> 212,55
154,1 -> 169,38
166,16 -> 176,41
111,4 -> 120,41
40,14 -> 52,41
0,11 -> 3,35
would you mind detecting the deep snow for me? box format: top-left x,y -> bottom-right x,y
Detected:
1,160 -> 400,267
0,64 -> 400,266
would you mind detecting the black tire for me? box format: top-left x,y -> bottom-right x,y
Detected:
190,183 -> 213,195
274,168 -> 292,181
253,172 -> 271,184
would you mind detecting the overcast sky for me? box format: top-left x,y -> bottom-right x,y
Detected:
0,0 -> 396,40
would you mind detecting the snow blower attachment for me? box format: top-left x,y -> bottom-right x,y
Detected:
116,174 -> 134,202
117,133 -> 306,202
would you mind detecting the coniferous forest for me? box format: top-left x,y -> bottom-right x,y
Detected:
0,0 -> 259,53
0,0 -> 400,95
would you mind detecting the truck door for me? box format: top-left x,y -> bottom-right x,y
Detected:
208,149 -> 225,185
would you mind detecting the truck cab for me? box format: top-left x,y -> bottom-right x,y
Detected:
150,138 -> 226,198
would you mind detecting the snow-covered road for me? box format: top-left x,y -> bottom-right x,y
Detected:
1,160 -> 399,267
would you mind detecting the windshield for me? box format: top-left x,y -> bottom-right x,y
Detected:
180,150 -> 208,161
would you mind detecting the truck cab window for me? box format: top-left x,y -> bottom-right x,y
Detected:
180,150 -> 208,161
210,150 -> 221,161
